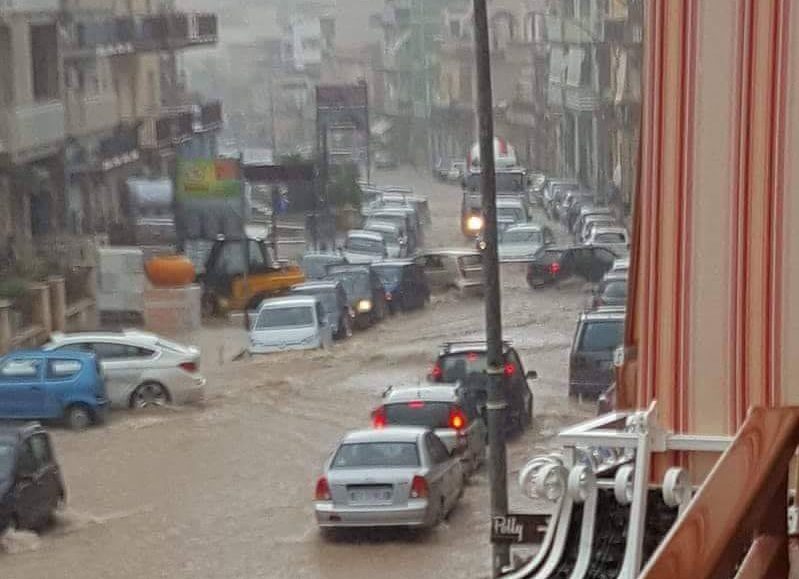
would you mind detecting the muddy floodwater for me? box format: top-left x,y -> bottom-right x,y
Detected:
1,168 -> 593,579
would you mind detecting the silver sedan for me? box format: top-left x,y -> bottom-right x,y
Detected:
314,427 -> 464,530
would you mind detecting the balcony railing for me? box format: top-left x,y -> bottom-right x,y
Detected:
134,13 -> 218,51
194,100 -> 223,133
640,407 -> 799,579
0,101 -> 65,163
140,111 -> 193,149
64,18 -> 136,58
66,125 -> 139,173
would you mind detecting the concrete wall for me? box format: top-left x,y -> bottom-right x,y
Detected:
620,0 -> 798,444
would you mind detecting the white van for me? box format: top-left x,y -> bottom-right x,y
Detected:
249,296 -> 333,354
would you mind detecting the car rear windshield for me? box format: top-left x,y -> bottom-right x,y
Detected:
0,442 -> 13,478
346,237 -> 384,254
326,271 -> 369,297
440,352 -> 487,381
332,442 -> 420,468
373,266 -> 402,286
367,227 -> 398,244
458,255 -> 483,268
302,256 -> 341,279
255,306 -> 314,329
497,207 -> 525,222
579,321 -> 624,352
384,402 -> 454,429
293,289 -> 336,314
596,232 -> 627,243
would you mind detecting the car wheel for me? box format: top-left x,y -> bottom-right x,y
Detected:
65,404 -> 93,431
130,382 -> 170,409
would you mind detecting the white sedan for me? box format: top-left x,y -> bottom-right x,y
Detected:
44,330 -> 205,409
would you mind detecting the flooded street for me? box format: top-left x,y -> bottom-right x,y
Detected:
1,168 -> 592,579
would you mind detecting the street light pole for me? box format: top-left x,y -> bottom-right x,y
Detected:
472,0 -> 509,576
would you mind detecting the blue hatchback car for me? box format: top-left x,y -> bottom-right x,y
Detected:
0,350 -> 108,430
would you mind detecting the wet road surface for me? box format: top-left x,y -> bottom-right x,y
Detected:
1,167 -> 593,579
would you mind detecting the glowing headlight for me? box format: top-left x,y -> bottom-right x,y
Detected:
466,215 -> 484,231
356,299 -> 373,313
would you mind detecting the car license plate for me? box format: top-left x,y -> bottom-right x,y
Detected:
348,485 -> 393,505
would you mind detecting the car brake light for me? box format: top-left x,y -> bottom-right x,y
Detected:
372,406 -> 387,428
385,292 -> 392,301
503,362 -> 516,377
449,406 -> 467,431
466,352 -> 479,362
408,400 -> 425,409
430,362 -> 443,382
410,475 -> 429,499
180,361 -> 198,373
549,262 -> 561,275
315,477 -> 331,501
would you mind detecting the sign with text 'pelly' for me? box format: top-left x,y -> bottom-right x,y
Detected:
490,514 -> 550,544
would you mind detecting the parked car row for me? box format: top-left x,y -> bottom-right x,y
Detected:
314,339 -> 538,535
0,330 -> 207,430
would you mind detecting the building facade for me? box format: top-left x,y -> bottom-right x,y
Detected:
0,0 -> 220,260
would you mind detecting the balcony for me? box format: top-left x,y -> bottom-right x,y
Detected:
565,85 -> 604,111
66,92 -> 118,137
139,111 -> 193,149
0,0 -> 59,14
193,101 -> 223,133
0,101 -> 65,164
66,125 -> 139,173
64,18 -> 136,59
134,13 -> 218,52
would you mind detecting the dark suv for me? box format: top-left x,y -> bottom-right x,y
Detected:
569,308 -> 626,397
428,341 -> 536,433
0,422 -> 66,533
527,245 -> 619,288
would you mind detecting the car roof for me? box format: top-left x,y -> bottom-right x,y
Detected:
593,226 -> 628,236
291,281 -> 340,291
48,329 -> 159,344
497,197 -> 525,207
505,223 -> 543,232
371,259 -> 414,268
601,272 -> 629,283
581,309 -> 626,322
257,295 -> 318,309
419,249 -> 481,257
365,220 -> 399,232
581,205 -> 612,215
326,264 -> 370,274
384,385 -> 458,404
3,348 -> 95,360
347,230 -> 384,241
440,340 -> 513,355
341,427 -> 427,444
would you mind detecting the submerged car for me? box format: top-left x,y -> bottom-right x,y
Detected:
497,223 -> 555,262
301,253 -> 347,280
371,260 -> 430,313
373,384 -> 486,476
290,281 -> 353,340
314,427 -> 464,530
0,422 -> 66,533
585,226 -> 630,256
249,296 -> 333,354
343,230 -> 388,264
44,330 -> 205,409
428,340 -> 536,434
414,250 -> 483,295
526,245 -> 619,288
0,350 -> 107,430
569,308 -> 626,397
324,265 -> 388,328
363,220 -> 405,258
496,197 -> 529,231
592,273 -> 628,309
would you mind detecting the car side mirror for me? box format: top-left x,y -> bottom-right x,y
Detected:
526,370 -> 538,380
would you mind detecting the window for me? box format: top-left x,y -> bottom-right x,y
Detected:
426,434 -> 451,464
595,232 -> 627,244
440,352 -> 487,381
47,359 -> 82,379
579,321 -> 624,352
602,281 -> 628,299
384,402 -> 456,429
254,306 -> 314,329
216,243 -> 246,275
30,24 -> 58,101
345,236 -> 384,254
501,229 -> 543,245
248,240 -> 266,269
331,442 -> 420,469
29,434 -> 52,467
92,343 -> 154,360
0,358 -> 40,378
315,302 -> 325,326
0,442 -> 13,475
374,266 -> 403,287
420,255 -> 445,270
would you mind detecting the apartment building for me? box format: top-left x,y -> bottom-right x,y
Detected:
0,0 -> 220,259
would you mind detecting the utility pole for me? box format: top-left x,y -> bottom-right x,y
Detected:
472,0 -> 509,575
